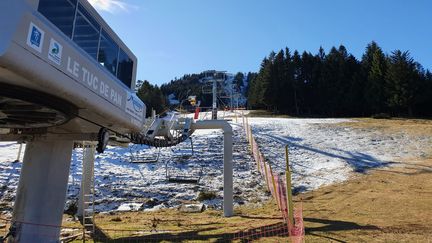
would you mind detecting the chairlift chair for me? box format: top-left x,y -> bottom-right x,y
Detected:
129,145 -> 161,164
165,162 -> 203,184
170,137 -> 194,159
164,137 -> 203,183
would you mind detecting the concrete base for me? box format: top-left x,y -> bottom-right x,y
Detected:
10,140 -> 73,242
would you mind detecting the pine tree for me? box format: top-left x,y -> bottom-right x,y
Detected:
137,80 -> 167,117
385,50 -> 419,116
233,72 -> 245,90
291,50 -> 302,115
362,41 -> 387,114
248,57 -> 271,109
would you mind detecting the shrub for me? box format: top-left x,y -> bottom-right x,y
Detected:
372,113 -> 391,119
197,191 -> 217,201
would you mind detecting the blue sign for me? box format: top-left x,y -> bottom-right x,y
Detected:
27,22 -> 45,53
30,26 -> 42,48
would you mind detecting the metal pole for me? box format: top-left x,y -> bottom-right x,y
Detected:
285,145 -> 294,225
212,78 -> 217,120
223,126 -> 233,217
191,120 -> 233,217
230,81 -> 234,111
15,143 -> 23,162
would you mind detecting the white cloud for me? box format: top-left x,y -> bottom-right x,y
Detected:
88,0 -> 137,14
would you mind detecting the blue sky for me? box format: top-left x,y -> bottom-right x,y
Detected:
90,0 -> 431,86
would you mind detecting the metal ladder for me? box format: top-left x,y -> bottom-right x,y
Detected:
82,186 -> 95,235
81,143 -> 96,240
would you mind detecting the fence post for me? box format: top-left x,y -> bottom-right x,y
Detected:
285,145 -> 294,226
249,126 -> 253,149
262,158 -> 270,191
250,129 -> 260,173
269,164 -> 280,209
242,113 -> 245,127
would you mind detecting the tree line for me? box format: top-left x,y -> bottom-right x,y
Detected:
136,80 -> 166,117
248,42 -> 432,117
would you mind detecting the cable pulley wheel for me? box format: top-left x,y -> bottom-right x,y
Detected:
0,84 -> 77,128
97,127 -> 110,153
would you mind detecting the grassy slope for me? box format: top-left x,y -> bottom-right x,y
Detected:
301,157 -> 432,242
62,118 -> 432,242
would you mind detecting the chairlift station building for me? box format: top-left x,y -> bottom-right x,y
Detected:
0,0 -> 146,241
0,0 -> 145,134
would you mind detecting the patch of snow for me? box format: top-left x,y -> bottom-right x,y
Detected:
168,93 -> 180,105
117,203 -> 143,212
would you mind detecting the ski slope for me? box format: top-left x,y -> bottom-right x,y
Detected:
1,117 -> 429,215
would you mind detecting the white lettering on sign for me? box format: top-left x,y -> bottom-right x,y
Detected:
65,56 -> 123,107
67,57 -> 80,78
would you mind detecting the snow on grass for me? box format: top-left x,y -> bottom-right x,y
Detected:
0,117 -> 429,214
248,117 -> 430,193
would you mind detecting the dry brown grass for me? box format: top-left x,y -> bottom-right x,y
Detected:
301,118 -> 432,242
62,201 -> 285,242
339,118 -> 432,136
299,157 -> 432,242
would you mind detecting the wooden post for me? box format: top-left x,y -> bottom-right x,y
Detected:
249,125 -> 253,148
242,112 -> 245,127
285,145 -> 294,225
269,164 -> 280,209
262,157 -> 270,191
245,117 -> 249,138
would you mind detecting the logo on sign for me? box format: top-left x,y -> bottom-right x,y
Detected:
26,22 -> 45,53
126,93 -> 144,122
48,38 -> 63,65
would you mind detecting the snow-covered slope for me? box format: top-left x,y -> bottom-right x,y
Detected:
0,122 -> 267,214
248,118 -> 431,192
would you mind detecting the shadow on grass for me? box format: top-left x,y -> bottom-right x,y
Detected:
373,162 -> 432,176
239,215 -> 283,220
92,222 -> 289,242
263,133 -> 394,174
304,217 -> 381,243
304,217 -> 380,233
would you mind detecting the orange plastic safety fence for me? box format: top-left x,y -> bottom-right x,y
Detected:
243,120 -> 305,242
0,216 -> 298,242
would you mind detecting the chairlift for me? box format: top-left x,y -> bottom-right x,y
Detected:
128,144 -> 161,163
166,165 -> 203,184
202,84 -> 225,95
170,137 -> 194,159
164,138 -> 203,183
165,159 -> 203,184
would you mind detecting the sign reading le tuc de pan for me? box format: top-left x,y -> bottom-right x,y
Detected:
26,21 -> 125,110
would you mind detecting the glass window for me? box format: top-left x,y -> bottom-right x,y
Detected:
98,30 -> 119,77
73,3 -> 100,59
38,0 -> 77,38
117,49 -> 133,88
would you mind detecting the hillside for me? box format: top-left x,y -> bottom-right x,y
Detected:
159,71 -> 256,109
